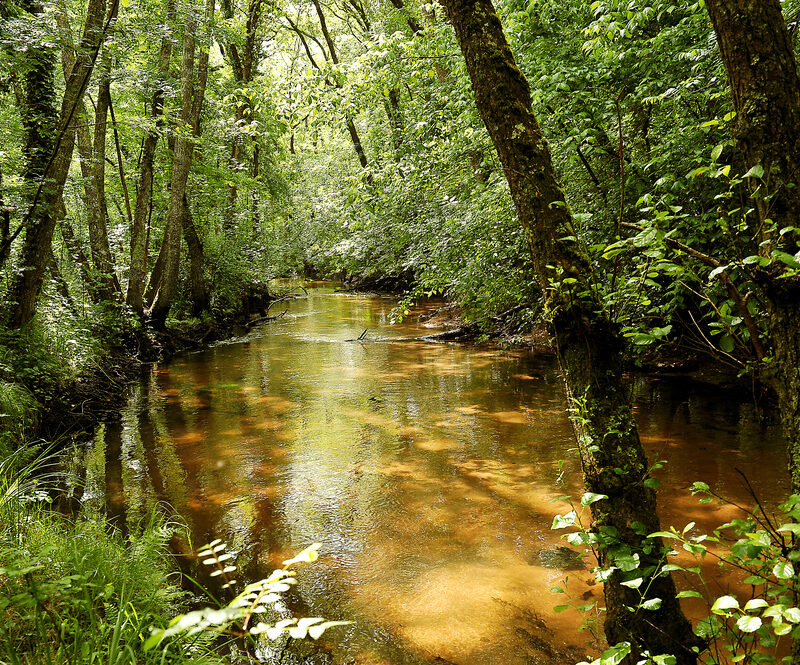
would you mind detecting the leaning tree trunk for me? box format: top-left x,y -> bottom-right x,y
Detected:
311,0 -> 370,173
438,0 -> 702,660
4,0 -> 110,329
57,3 -> 119,303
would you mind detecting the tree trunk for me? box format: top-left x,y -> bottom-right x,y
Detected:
146,4 -> 197,329
87,50 -> 121,299
438,0 -> 701,660
310,0 -> 371,175
48,248 -> 78,315
702,6 -> 800,660
183,0 -> 213,317
59,213 -> 93,288
388,0 -> 421,33
181,194 -> 208,317
127,0 -> 175,316
4,0 -> 58,327
5,0 -> 110,328
221,0 -> 261,232
57,3 -> 119,303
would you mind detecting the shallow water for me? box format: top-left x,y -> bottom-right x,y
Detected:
81,285 -> 788,664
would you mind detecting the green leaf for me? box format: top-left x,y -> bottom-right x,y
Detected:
772,251 -> 800,270
308,620 -> 352,640
711,595 -> 740,614
677,590 -> 703,599
643,477 -> 661,489
621,577 -> 643,588
773,620 -> 792,635
554,604 -> 570,613
599,642 -> 631,665
737,615 -> 762,633
720,335 -> 735,353
648,531 -> 678,539
552,511 -> 577,529
642,598 -> 662,610
283,543 -> 322,567
581,492 -> 608,507
783,606 -> 800,623
744,599 -> 769,611
711,144 -> 724,161
773,561 -> 795,580
744,164 -> 765,179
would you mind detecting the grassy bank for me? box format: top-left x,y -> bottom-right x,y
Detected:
0,448 -> 224,665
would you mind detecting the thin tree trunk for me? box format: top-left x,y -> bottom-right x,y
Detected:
182,0 -> 214,316
59,5 -> 119,302
222,0 -> 261,232
147,4 -> 196,329
309,0 -> 371,174
127,0 -> 175,316
48,248 -> 78,315
87,50 -> 121,298
60,214 -> 93,288
388,0 -> 421,34
438,0 -> 701,660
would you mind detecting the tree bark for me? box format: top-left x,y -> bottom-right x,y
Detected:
57,3 -> 119,302
438,0 -> 701,660
183,0 -> 213,316
702,7 -> 800,661
59,213 -> 93,288
127,0 -> 175,316
181,194 -> 208,316
222,0 -> 261,231
146,3 -> 197,329
87,50 -> 120,298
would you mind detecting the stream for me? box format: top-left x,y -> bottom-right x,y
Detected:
71,284 -> 789,665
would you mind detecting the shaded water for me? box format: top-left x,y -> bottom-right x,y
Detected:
80,285 -> 788,664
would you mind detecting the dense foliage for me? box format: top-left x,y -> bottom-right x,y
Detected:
2,0 -> 800,662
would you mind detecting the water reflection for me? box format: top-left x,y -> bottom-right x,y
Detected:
85,286 -> 787,665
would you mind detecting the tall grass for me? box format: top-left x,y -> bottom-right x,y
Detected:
0,450 -> 223,665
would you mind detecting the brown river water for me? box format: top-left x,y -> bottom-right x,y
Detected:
73,284 -> 789,665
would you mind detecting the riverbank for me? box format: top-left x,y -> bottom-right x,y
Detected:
407,297 -> 761,395
6,283 -> 290,444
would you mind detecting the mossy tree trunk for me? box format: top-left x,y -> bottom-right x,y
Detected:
704,0 -> 800,499
703,3 -> 800,660
4,0 -> 110,329
438,0 -> 702,660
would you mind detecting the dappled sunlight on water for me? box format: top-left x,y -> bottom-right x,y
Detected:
81,284 -> 788,665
